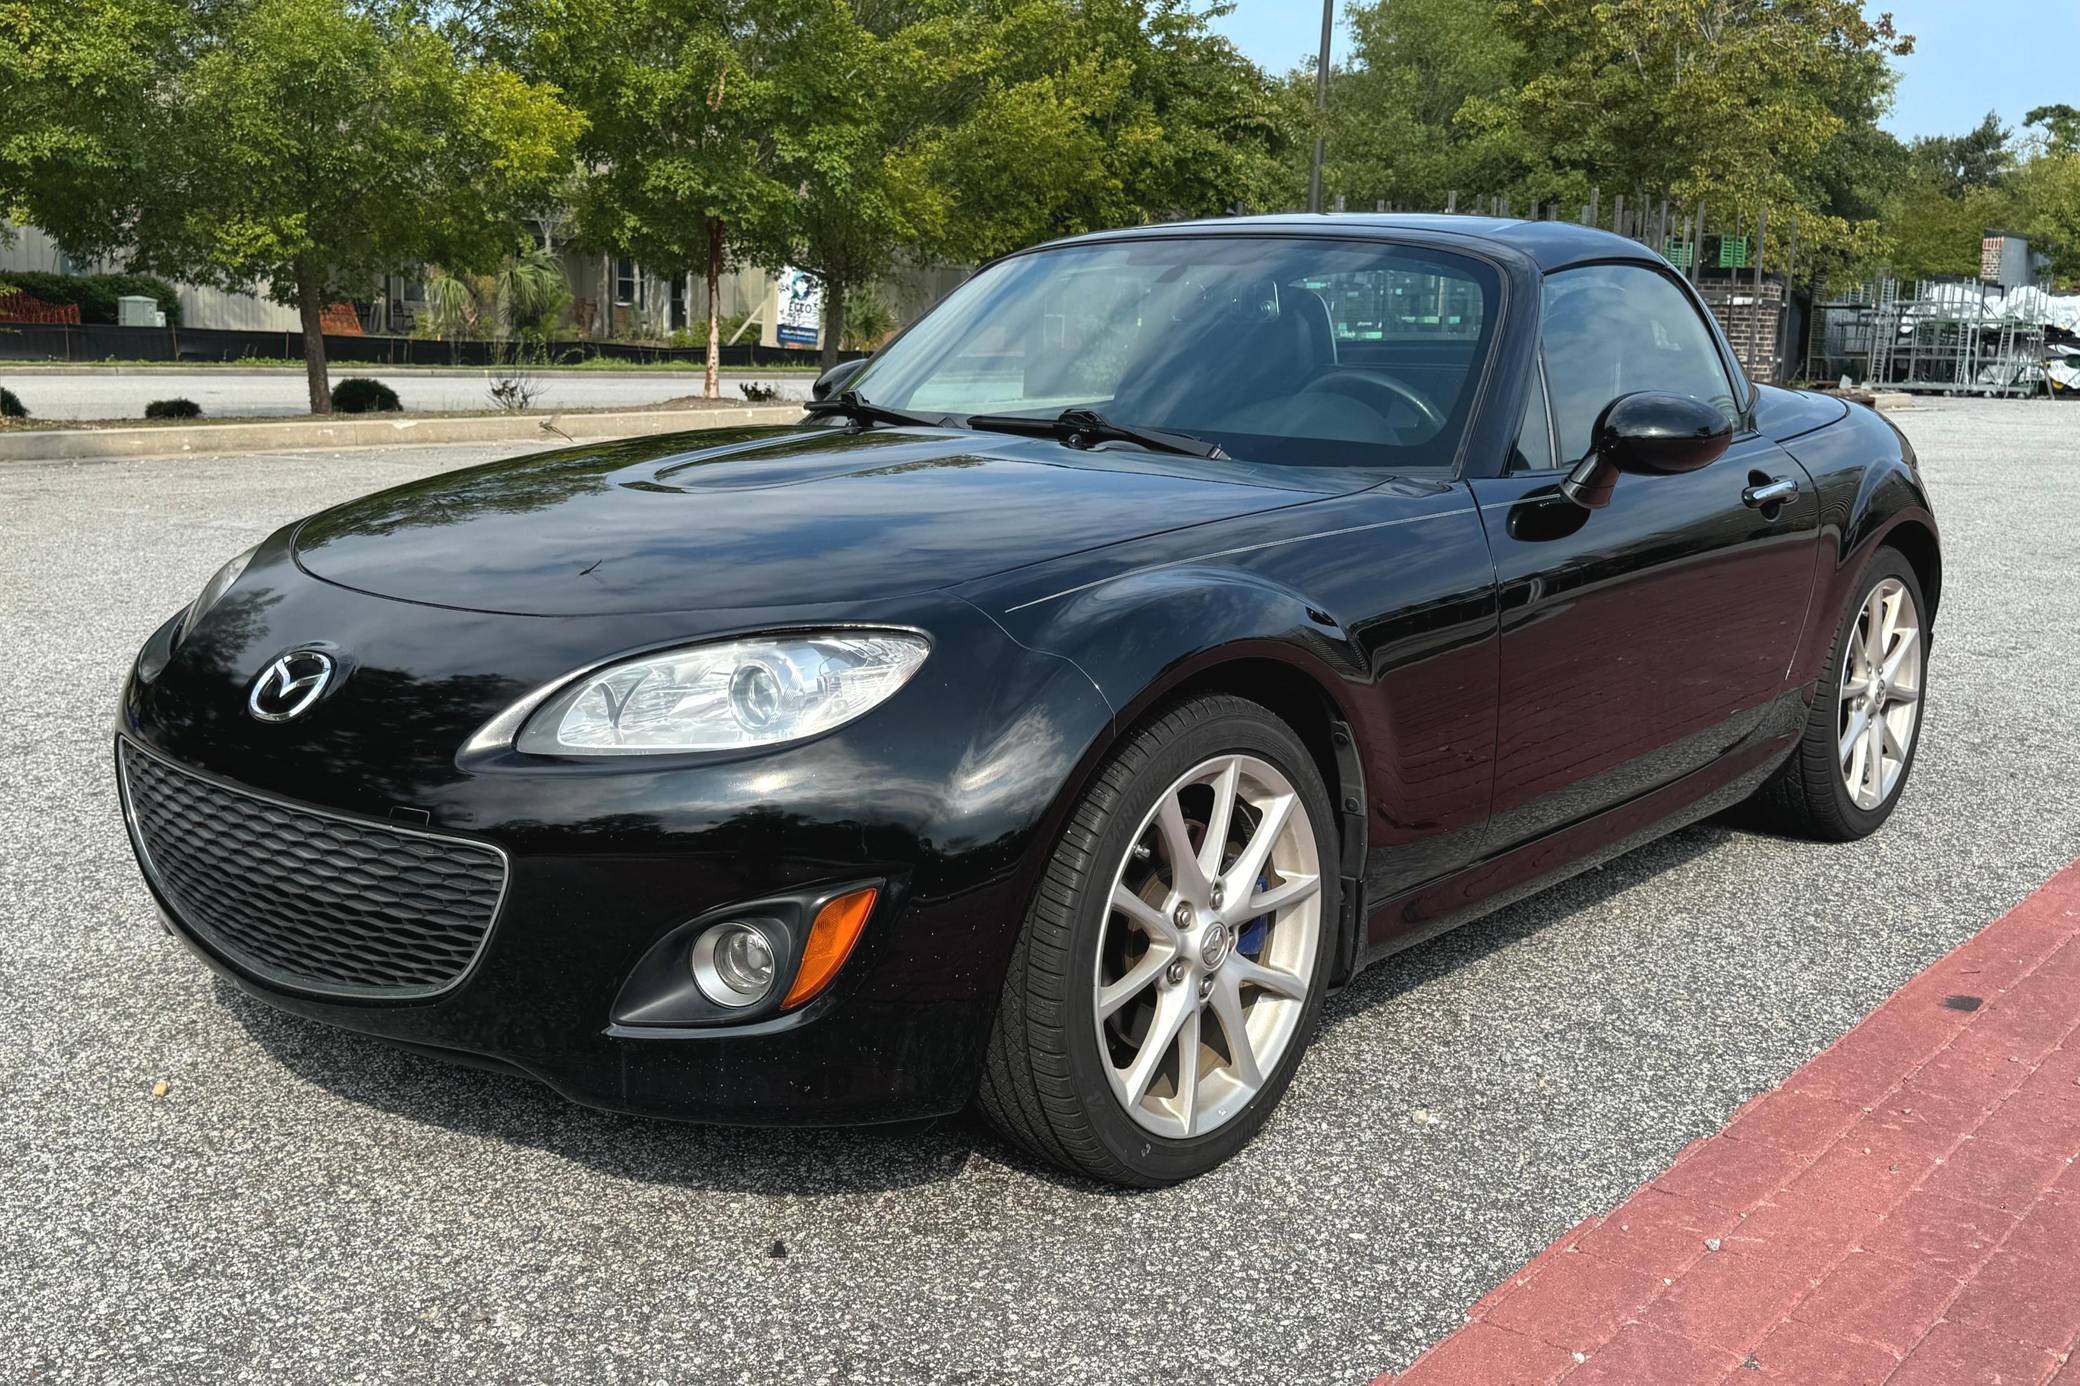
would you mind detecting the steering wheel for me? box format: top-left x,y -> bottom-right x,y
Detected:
1303,370 -> 1446,435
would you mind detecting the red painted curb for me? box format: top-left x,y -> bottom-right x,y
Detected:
1374,860 -> 2080,1386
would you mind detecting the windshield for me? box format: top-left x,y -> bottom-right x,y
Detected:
847,236 -> 1500,471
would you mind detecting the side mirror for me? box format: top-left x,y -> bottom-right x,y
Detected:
811,357 -> 867,402
1561,392 -> 1733,509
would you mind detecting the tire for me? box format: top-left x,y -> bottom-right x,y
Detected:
1746,547 -> 1929,840
978,694 -> 1340,1186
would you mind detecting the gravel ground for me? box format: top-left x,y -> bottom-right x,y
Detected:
0,369 -> 813,420
2,399 -> 2075,1385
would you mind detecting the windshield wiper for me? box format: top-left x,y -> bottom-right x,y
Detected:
801,390 -> 950,431
963,407 -> 1228,461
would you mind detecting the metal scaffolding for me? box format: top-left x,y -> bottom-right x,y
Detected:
1845,279 -> 2053,398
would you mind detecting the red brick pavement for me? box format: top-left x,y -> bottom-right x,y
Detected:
1375,860 -> 2080,1386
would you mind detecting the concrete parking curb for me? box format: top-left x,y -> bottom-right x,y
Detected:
0,404 -> 805,464
1373,859 -> 2080,1386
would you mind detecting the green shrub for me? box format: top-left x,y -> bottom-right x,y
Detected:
669,314 -> 753,349
0,386 -> 26,419
1,271 -> 182,326
841,288 -> 897,351
145,397 -> 203,419
330,377 -> 402,413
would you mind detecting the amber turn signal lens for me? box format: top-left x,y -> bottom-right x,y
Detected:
782,886 -> 879,1009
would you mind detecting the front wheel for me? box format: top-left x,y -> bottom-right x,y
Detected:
1746,548 -> 1929,840
978,695 -> 1339,1186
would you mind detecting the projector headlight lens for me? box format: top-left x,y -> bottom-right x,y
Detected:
516,631 -> 929,755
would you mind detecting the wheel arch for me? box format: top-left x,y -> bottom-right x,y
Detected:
1038,638 -> 1373,989
1882,517 -> 1942,623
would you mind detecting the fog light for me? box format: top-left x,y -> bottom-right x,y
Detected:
690,921 -> 778,1007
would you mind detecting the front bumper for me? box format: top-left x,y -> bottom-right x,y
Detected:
117,557 -> 1116,1125
131,812 -> 982,1125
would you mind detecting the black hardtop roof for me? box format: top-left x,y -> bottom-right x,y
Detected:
1038,212 -> 1663,274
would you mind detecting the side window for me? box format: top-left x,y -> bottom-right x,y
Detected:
1511,358 -> 1554,473
1540,264 -> 1740,463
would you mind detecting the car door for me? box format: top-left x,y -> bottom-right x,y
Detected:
1470,261 -> 1820,850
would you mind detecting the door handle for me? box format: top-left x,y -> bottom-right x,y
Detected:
1743,476 -> 1799,508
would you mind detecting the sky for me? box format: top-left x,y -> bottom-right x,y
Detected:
1210,2 -> 2078,143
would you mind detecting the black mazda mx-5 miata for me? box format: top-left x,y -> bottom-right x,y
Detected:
118,216 -> 1939,1184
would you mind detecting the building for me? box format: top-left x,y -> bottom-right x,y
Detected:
4,218 -> 963,349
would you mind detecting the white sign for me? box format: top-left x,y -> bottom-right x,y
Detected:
773,267 -> 823,348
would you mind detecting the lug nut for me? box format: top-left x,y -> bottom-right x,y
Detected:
1198,977 -> 1215,1002
1209,883 -> 1225,910
1172,901 -> 1194,930
1165,959 -> 1189,986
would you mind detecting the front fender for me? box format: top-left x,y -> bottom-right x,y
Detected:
994,563 -> 1369,726
961,489 -> 1502,910
1781,404 -> 1941,688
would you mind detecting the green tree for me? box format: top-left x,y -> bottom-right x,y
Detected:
903,0 -> 1297,260
0,0 -> 183,254
2026,104 -> 2080,152
126,0 -> 580,412
1881,177 -> 2015,280
419,246 -> 572,343
750,1 -> 956,370
520,0 -> 791,398
2013,122 -> 2080,284
1473,0 -> 1911,215
1310,0 -> 1523,212
1316,0 -> 1913,278
1905,112 -> 2013,197
755,0 -> 1296,369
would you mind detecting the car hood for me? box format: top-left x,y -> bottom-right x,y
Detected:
292,424 -> 1346,617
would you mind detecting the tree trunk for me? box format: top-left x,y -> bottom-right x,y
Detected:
597,253 -> 612,337
295,257 -> 331,414
704,219 -> 723,401
820,277 -> 846,371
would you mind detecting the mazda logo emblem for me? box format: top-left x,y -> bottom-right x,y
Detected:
248,650 -> 336,723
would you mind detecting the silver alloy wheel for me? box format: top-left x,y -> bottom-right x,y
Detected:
1092,753 -> 1322,1139
1839,576 -> 1924,810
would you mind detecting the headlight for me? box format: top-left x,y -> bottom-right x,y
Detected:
178,544 -> 258,644
515,631 -> 930,755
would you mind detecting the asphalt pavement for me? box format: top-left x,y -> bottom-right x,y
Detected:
0,367 -> 814,420
1,399 -> 2075,1384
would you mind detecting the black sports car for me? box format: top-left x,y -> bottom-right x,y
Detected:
118,216 -> 1939,1185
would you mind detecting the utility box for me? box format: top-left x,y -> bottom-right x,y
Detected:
117,295 -> 166,328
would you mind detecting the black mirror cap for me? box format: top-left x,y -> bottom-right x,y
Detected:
1560,392 -> 1733,509
811,357 -> 867,402
1595,391 -> 1734,476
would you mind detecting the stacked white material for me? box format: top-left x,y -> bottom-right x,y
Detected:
1901,281 -> 2080,330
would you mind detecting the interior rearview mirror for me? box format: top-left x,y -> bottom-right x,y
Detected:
812,357 -> 867,402
1561,392 -> 1733,509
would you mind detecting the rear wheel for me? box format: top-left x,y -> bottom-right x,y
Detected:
1747,549 -> 1928,840
978,695 -> 1338,1186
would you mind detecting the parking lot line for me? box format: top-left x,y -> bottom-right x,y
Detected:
1376,858 -> 2080,1385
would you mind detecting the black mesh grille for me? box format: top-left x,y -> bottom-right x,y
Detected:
120,742 -> 506,997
